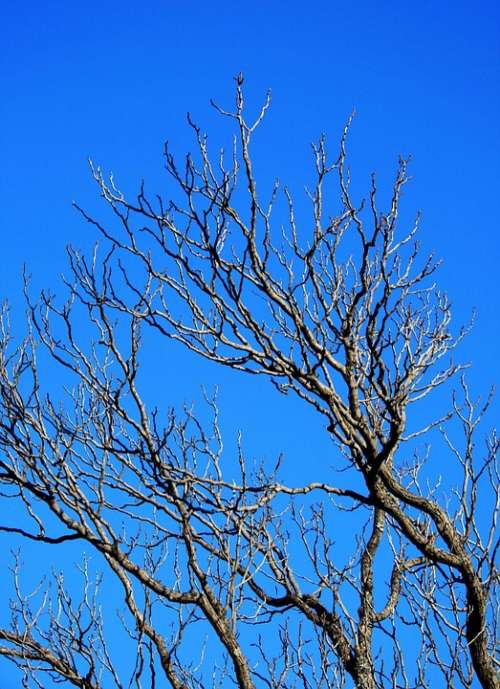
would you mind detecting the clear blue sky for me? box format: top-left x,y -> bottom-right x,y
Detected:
1,1 -> 499,379
1,1 -> 499,686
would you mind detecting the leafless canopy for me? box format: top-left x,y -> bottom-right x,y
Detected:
0,77 -> 498,689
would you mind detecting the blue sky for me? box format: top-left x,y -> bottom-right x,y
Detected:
1,1 -> 499,374
1,1 -> 499,686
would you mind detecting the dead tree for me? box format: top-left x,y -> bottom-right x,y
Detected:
0,77 -> 498,689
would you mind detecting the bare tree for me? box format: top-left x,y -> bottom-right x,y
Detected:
0,76 -> 498,689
